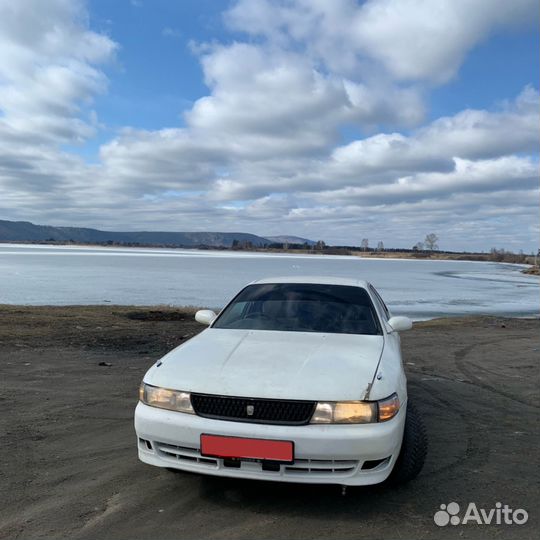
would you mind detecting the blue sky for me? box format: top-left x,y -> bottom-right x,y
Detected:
89,0 -> 217,129
0,0 -> 538,250
430,29 -> 539,117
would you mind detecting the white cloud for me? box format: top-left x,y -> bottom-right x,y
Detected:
306,156 -> 539,206
0,0 -> 116,144
188,43 -> 424,146
353,0 -> 536,82
326,86 -> 539,182
225,0 -> 537,83
0,0 -> 116,217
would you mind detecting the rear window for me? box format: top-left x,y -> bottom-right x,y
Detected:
213,283 -> 381,335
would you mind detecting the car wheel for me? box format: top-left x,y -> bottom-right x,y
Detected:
388,400 -> 427,485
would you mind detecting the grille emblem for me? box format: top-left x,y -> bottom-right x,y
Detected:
246,404 -> 255,416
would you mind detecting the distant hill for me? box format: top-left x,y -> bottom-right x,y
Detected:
265,235 -> 315,246
0,219 -> 313,248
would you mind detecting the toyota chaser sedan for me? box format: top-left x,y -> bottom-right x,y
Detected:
134,277 -> 427,486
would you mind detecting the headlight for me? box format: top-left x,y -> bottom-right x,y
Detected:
310,393 -> 400,424
139,383 -> 194,414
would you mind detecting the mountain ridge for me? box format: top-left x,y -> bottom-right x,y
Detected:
0,219 -> 314,248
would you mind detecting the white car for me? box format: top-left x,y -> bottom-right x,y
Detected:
135,277 -> 427,486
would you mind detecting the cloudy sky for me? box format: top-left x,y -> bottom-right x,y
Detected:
0,0 -> 538,251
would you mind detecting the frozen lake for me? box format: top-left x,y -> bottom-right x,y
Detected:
0,243 -> 537,320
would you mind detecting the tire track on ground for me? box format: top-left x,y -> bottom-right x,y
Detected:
408,379 -> 490,478
454,341 -> 539,408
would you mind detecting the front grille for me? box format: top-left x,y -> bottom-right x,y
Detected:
190,393 -> 316,425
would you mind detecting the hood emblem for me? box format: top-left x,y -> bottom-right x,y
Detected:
246,404 -> 255,416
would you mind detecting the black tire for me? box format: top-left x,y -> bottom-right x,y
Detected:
388,400 -> 427,485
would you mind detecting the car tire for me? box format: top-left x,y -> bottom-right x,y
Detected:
388,400 -> 427,485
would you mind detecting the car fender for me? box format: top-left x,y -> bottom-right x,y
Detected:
364,334 -> 407,403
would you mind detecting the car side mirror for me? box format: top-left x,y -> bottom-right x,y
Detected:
195,309 -> 217,326
387,316 -> 413,332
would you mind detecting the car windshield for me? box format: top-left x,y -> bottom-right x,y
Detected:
213,283 -> 381,335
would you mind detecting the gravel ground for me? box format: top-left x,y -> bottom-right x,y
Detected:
0,306 -> 538,540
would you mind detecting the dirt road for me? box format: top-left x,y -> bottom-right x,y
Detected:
0,306 -> 538,539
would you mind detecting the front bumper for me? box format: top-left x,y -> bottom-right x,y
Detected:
134,402 -> 406,486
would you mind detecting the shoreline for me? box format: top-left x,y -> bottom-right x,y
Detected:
1,303 -> 538,322
1,302 -> 538,324
1,241 -> 535,267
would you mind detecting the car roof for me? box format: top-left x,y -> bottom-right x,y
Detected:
251,276 -> 370,288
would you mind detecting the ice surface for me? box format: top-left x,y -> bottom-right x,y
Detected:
0,244 -> 537,320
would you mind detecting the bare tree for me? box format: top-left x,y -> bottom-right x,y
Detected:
424,233 -> 439,251
376,241 -> 384,252
413,242 -> 424,251
315,240 -> 326,250
490,247 -> 504,262
361,238 -> 369,251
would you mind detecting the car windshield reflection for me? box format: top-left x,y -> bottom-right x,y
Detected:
212,283 -> 381,335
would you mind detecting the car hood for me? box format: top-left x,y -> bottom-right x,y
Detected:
146,328 -> 384,401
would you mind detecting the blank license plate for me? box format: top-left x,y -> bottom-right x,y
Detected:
200,434 -> 294,463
